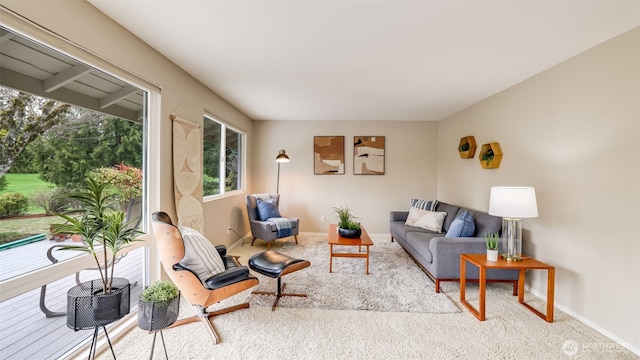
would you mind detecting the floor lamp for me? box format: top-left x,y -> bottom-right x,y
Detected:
488,186 -> 538,261
275,149 -> 290,194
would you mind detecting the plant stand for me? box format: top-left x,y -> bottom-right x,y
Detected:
147,330 -> 170,360
138,295 -> 180,360
67,278 -> 130,360
87,325 -> 116,360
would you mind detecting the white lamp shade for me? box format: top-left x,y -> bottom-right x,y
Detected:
488,186 -> 538,218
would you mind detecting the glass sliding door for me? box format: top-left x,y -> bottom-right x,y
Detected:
0,25 -> 151,359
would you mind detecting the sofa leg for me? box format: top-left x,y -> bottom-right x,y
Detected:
512,280 -> 518,296
435,280 -> 440,293
390,236 -> 394,242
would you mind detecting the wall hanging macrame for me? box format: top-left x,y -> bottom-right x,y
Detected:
171,113 -> 204,232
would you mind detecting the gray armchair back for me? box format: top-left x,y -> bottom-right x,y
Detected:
245,194 -> 299,250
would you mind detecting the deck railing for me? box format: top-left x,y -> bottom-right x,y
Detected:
0,239 -> 144,359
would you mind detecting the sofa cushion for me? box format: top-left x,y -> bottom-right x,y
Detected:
467,210 -> 502,236
390,220 -> 437,241
445,211 -> 475,237
434,202 -> 461,232
405,232 -> 438,263
406,207 -> 447,233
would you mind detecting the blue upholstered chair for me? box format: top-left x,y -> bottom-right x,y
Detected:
245,194 -> 299,250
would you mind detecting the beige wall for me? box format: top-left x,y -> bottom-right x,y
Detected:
250,120 -> 438,234
437,28 -> 639,351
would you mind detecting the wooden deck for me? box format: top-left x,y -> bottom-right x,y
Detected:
0,239 -> 144,359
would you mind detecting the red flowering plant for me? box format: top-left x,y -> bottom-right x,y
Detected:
90,164 -> 142,208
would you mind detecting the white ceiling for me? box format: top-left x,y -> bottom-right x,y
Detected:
89,0 -> 639,121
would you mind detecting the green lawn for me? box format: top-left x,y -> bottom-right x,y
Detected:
0,215 -> 56,244
1,173 -> 56,214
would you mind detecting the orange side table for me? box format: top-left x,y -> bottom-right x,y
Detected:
459,253 -> 555,322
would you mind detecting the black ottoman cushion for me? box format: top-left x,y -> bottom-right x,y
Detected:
249,250 -> 306,278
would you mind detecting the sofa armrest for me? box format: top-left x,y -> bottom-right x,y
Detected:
390,211 -> 409,222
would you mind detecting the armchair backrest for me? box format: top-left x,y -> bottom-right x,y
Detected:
245,194 -> 280,221
151,211 -> 215,306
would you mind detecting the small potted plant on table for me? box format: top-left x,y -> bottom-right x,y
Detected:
332,205 -> 361,238
485,232 -> 499,261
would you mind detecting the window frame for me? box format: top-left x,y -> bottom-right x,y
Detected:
202,114 -> 246,201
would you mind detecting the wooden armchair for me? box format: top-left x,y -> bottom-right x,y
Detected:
151,211 -> 258,344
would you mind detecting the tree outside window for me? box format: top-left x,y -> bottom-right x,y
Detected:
203,116 -> 243,197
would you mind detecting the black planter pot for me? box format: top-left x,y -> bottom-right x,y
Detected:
338,227 -> 361,239
67,278 -> 131,331
138,295 -> 180,332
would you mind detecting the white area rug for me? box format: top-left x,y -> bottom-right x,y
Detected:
248,234 -> 459,313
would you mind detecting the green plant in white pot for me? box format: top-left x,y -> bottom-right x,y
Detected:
485,232 -> 499,262
138,280 -> 180,332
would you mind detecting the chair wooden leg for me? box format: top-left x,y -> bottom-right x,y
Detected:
200,317 -> 220,344
251,237 -> 256,246
294,235 -> 298,244
168,303 -> 251,344
267,242 -> 271,250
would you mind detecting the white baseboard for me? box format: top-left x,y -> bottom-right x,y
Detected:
228,233 -> 252,251
526,285 -> 639,356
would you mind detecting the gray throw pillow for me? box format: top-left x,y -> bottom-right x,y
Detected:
178,226 -> 225,282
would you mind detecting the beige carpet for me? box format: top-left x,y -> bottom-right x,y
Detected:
248,235 -> 458,313
98,235 -> 637,360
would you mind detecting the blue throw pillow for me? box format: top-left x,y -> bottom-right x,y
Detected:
445,211 -> 475,237
256,198 -> 281,221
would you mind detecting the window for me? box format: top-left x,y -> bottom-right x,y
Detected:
203,115 -> 244,197
0,24 -> 152,359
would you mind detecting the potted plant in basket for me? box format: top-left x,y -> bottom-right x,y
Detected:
485,232 -> 499,262
332,205 -> 361,238
138,280 -> 180,332
51,176 -> 142,328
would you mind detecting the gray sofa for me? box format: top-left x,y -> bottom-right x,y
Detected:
390,201 -> 519,293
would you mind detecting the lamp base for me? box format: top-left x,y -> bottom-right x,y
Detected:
502,218 -> 523,262
501,253 -> 522,262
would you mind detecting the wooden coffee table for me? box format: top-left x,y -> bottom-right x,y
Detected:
459,253 -> 555,322
327,224 -> 374,274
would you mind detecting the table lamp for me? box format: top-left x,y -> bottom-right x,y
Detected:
488,186 -> 538,261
